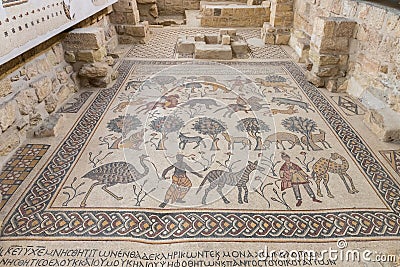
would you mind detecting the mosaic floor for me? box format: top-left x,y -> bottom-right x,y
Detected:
1,27 -> 400,267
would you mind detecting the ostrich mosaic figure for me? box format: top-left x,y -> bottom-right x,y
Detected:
80,154 -> 150,207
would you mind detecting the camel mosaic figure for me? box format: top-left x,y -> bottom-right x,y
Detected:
311,152 -> 359,198
197,160 -> 264,204
263,132 -> 304,150
221,132 -> 252,150
80,154 -> 150,207
301,129 -> 331,151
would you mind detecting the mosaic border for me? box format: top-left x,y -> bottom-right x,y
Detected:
1,60 -> 399,240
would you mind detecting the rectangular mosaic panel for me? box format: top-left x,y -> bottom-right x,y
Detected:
0,144 -> 50,210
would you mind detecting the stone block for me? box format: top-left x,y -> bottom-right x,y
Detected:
0,79 -> 12,97
45,94 -> 58,113
195,34 -> 205,42
89,74 -> 112,88
326,79 -> 337,92
177,37 -> 196,54
25,63 -> 39,80
112,1 -> 136,13
335,20 -> 357,38
64,51 -> 76,63
262,33 -> 276,44
34,114 -> 64,138
31,77 -> 53,103
313,65 -> 339,77
0,128 -> 20,156
137,0 -> 156,4
76,47 -> 107,63
364,108 -> 400,142
125,24 -> 148,37
0,100 -> 17,132
221,35 -> 231,45
205,34 -> 219,44
195,44 -> 233,60
226,29 -> 237,37
306,72 -> 325,87
275,33 -> 290,45
15,88 -> 38,115
79,62 -> 111,78
36,58 -> 51,74
15,116 -> 29,130
309,50 -> 340,66
312,36 -> 349,54
231,41 -> 249,56
312,16 -> 336,37
62,28 -> 105,51
57,84 -> 76,104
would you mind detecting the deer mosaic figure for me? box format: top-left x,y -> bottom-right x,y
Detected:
221,132 -> 252,150
263,132 -> 304,150
301,129 -> 331,150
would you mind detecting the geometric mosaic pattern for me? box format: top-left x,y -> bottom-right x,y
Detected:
0,144 -> 50,210
1,60 -> 399,241
127,28 -> 289,60
380,149 -> 400,176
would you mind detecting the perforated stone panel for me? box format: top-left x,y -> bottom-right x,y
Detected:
0,0 -> 117,65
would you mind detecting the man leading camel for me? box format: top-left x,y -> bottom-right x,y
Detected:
279,152 -> 322,207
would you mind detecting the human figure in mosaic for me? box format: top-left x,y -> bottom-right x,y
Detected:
159,154 -> 203,208
279,152 -> 322,207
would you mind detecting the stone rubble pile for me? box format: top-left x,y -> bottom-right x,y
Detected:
177,29 -> 249,59
62,27 -> 118,88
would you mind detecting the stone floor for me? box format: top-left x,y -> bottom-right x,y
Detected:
0,27 -> 400,267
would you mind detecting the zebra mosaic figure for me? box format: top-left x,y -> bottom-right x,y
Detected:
197,160 -> 264,204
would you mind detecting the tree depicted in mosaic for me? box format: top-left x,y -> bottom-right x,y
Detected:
236,118 -> 270,150
150,115 -> 184,150
103,115 -> 142,149
193,117 -> 227,150
281,116 -> 319,151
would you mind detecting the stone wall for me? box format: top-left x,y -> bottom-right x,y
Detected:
110,0 -> 151,44
157,0 -> 247,16
0,8 -> 117,165
200,3 -> 270,27
291,0 -> 400,141
0,42 -> 77,161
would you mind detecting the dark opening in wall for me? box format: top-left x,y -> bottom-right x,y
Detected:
214,8 -> 221,16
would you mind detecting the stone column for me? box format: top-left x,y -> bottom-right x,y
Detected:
261,0 -> 293,45
306,16 -> 356,91
110,0 -> 151,44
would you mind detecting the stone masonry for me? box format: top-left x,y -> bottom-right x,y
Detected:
291,0 -> 400,141
200,2 -> 270,27
110,0 -> 151,44
306,16 -> 357,91
0,43 -> 77,158
177,29 -> 249,59
62,27 -> 118,88
261,0 -> 293,45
